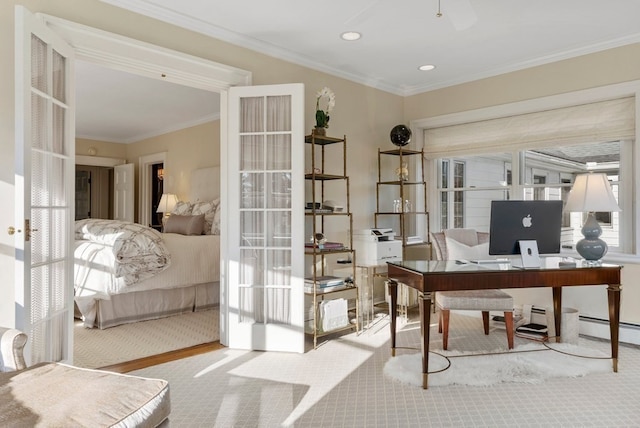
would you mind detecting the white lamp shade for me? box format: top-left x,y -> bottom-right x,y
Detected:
156,193 -> 178,214
564,173 -> 620,213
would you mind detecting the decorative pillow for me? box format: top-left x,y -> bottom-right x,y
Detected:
445,237 -> 490,260
171,201 -> 192,216
164,214 -> 205,236
211,198 -> 221,235
192,199 -> 219,235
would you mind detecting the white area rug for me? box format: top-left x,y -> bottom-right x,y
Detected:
74,308 -> 219,368
384,342 -> 612,387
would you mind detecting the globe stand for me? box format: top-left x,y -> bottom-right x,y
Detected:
576,212 -> 608,264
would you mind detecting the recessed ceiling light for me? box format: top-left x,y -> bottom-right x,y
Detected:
419,64 -> 436,71
341,31 -> 362,41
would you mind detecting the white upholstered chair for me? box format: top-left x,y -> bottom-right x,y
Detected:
430,229 -> 514,350
0,327 -> 27,372
0,327 -> 171,426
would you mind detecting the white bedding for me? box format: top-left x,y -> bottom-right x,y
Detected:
75,219 -> 171,284
75,232 -> 220,327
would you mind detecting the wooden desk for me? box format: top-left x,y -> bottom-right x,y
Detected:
386,260 -> 622,389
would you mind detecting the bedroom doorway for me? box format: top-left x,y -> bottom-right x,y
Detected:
23,12 -> 252,365
151,163 -> 164,231
75,165 -> 114,220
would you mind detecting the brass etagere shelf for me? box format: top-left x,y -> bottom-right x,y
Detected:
374,147 -> 429,259
304,133 -> 359,348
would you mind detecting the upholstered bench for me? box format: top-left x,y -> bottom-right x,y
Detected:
436,289 -> 515,350
0,327 -> 170,427
430,229 -> 515,351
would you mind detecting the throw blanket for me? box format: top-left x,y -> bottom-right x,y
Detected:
75,219 -> 170,285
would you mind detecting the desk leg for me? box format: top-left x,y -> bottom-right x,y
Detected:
552,287 -> 562,343
388,279 -> 397,357
419,291 -> 432,389
607,284 -> 621,372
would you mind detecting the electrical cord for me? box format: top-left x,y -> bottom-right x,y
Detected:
393,335 -> 611,375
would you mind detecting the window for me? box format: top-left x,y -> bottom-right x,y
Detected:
435,140 -> 625,253
440,160 -> 466,229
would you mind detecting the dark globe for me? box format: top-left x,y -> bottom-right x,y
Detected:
390,124 -> 412,147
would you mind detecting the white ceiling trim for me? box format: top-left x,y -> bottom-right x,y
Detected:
76,155 -> 126,167
38,12 -> 252,92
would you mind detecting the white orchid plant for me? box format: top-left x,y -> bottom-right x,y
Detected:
315,87 -> 335,128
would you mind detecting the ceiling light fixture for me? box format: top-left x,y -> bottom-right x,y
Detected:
436,0 -> 443,17
340,31 -> 362,41
419,64 -> 436,71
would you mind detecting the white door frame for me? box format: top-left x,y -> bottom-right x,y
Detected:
139,152 -> 167,228
32,13 -> 252,351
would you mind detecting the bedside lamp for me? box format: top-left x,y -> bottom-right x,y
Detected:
156,193 -> 178,225
564,173 -> 620,264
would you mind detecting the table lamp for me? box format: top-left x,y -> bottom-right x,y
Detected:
564,173 -> 620,264
156,193 -> 178,225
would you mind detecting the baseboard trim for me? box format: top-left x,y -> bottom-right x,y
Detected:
578,317 -> 640,346
530,307 -> 640,346
480,306 -> 640,346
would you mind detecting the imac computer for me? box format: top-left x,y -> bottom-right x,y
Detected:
489,200 -> 563,260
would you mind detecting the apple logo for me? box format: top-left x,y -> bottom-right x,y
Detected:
522,214 -> 533,228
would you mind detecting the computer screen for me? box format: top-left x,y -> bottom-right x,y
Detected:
489,200 -> 564,255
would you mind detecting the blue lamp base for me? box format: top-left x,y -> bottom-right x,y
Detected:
576,212 -> 608,264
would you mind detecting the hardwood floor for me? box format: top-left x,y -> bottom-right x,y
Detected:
99,341 -> 225,373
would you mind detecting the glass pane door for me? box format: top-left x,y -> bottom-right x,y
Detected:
226,84 -> 304,352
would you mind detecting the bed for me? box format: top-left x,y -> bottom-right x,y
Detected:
74,166 -> 221,329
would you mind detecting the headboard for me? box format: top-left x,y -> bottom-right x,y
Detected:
189,166 -> 220,202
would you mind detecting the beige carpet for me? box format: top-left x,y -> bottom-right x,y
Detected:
73,308 -> 219,368
131,312 -> 636,427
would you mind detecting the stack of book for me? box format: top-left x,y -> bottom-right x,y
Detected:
405,236 -> 423,245
304,241 -> 345,251
304,275 -> 346,293
515,323 -> 548,341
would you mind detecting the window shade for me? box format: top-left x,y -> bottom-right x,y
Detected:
423,97 -> 635,158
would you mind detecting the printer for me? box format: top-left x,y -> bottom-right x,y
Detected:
353,228 -> 395,242
353,229 -> 402,266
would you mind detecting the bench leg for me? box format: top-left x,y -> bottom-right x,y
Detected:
441,309 -> 450,350
482,311 -> 490,335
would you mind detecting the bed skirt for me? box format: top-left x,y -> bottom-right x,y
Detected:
94,281 -> 219,329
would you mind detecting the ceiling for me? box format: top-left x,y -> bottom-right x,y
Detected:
79,0 -> 640,143
75,60 -> 220,144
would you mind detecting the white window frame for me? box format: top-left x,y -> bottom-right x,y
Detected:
411,81 -> 640,262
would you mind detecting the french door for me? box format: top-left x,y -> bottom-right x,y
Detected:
224,84 -> 305,352
14,6 -> 75,364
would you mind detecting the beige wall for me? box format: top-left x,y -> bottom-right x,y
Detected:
78,122 -> 220,220
127,120 -> 221,203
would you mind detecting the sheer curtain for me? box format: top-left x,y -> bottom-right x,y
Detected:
238,95 -> 293,324
29,35 -> 71,363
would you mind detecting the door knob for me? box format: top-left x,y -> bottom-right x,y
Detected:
7,226 -> 22,235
